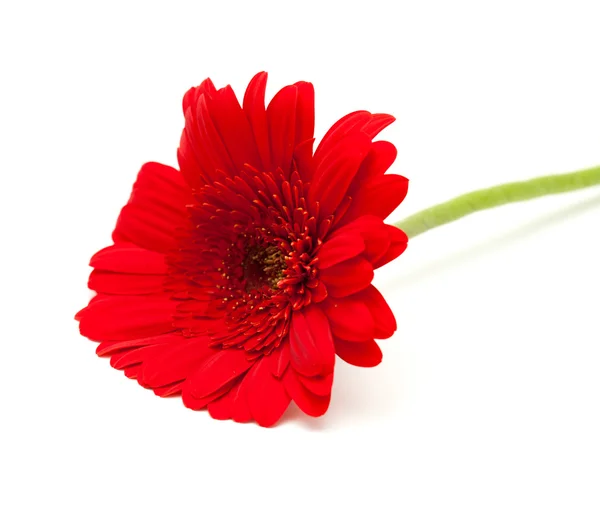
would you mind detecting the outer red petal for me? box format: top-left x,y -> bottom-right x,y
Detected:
207,383 -> 237,420
293,82 -> 315,151
320,256 -> 374,298
182,77 -> 217,114
110,344 -> 171,370
178,77 -> 231,188
362,113 -> 396,138
207,376 -> 254,423
194,94 -> 236,177
323,297 -> 375,342
178,90 -> 238,187
327,142 -> 398,224
90,244 -> 167,274
153,382 -> 184,397
314,112 -> 394,167
326,215 -> 391,266
112,162 -> 192,253
357,140 -> 398,180
267,85 -> 298,175
289,305 -> 335,377
318,230 -> 365,269
138,337 -> 213,389
298,372 -> 334,397
284,368 -> 330,417
88,271 -> 166,295
182,383 -> 231,411
95,334 -> 182,357
324,285 -> 397,342
344,174 -> 409,224
334,338 -> 383,367
78,295 -> 177,342
177,125 -> 204,189
187,348 -> 254,399
246,355 -> 291,427
373,226 -> 409,269
231,373 -> 253,423
243,72 -> 271,171
293,137 -> 315,181
362,285 -> 397,337
206,85 -> 261,171
271,340 -> 290,378
123,364 -> 142,379
313,111 -> 370,166
309,131 -> 371,218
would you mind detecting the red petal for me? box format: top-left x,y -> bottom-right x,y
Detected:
112,162 -> 192,253
153,381 -> 183,397
293,137 -> 315,181
123,364 -> 142,379
362,113 -> 395,138
88,271 -> 166,295
243,71 -> 271,171
178,92 -> 237,187
267,85 -> 298,174
346,174 -> 409,223
361,285 -> 397,337
289,305 -> 335,377
96,334 -> 182,357
90,244 -> 167,274
78,295 -> 176,342
271,341 -> 290,378
293,81 -> 315,148
195,94 -> 235,176
188,348 -> 254,399
231,374 -> 253,423
314,112 -> 395,168
334,338 -> 383,367
364,227 -> 392,266
139,337 -> 213,388
318,231 -> 365,269
327,216 -> 390,266
320,256 -> 374,298
246,355 -> 291,427
207,85 -> 261,171
357,141 -> 397,180
310,281 -> 328,303
323,297 -> 374,341
313,111 -> 371,167
182,77 -> 216,114
205,377 -> 253,423
310,131 -> 371,217
182,382 -> 231,411
284,369 -> 330,417
208,382 -> 237,421
298,372 -> 334,397
325,285 -> 397,341
177,126 -> 205,189
114,205 -> 179,253
373,226 -> 408,269
111,344 -> 169,370
178,109 -> 210,189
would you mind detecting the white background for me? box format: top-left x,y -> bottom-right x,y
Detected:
1,1 -> 599,504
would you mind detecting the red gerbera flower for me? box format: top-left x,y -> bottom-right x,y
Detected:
76,72 -> 409,427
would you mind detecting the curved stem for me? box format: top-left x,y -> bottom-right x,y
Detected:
394,164 -> 600,239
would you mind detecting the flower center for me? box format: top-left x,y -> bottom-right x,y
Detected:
242,244 -> 285,292
171,166 -> 327,356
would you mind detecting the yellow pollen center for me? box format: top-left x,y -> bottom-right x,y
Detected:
242,245 -> 286,291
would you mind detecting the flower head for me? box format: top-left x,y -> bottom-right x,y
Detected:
76,72 -> 408,426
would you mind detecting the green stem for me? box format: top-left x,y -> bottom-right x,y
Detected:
394,165 -> 600,239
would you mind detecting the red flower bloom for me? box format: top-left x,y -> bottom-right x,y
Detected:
76,72 -> 409,427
